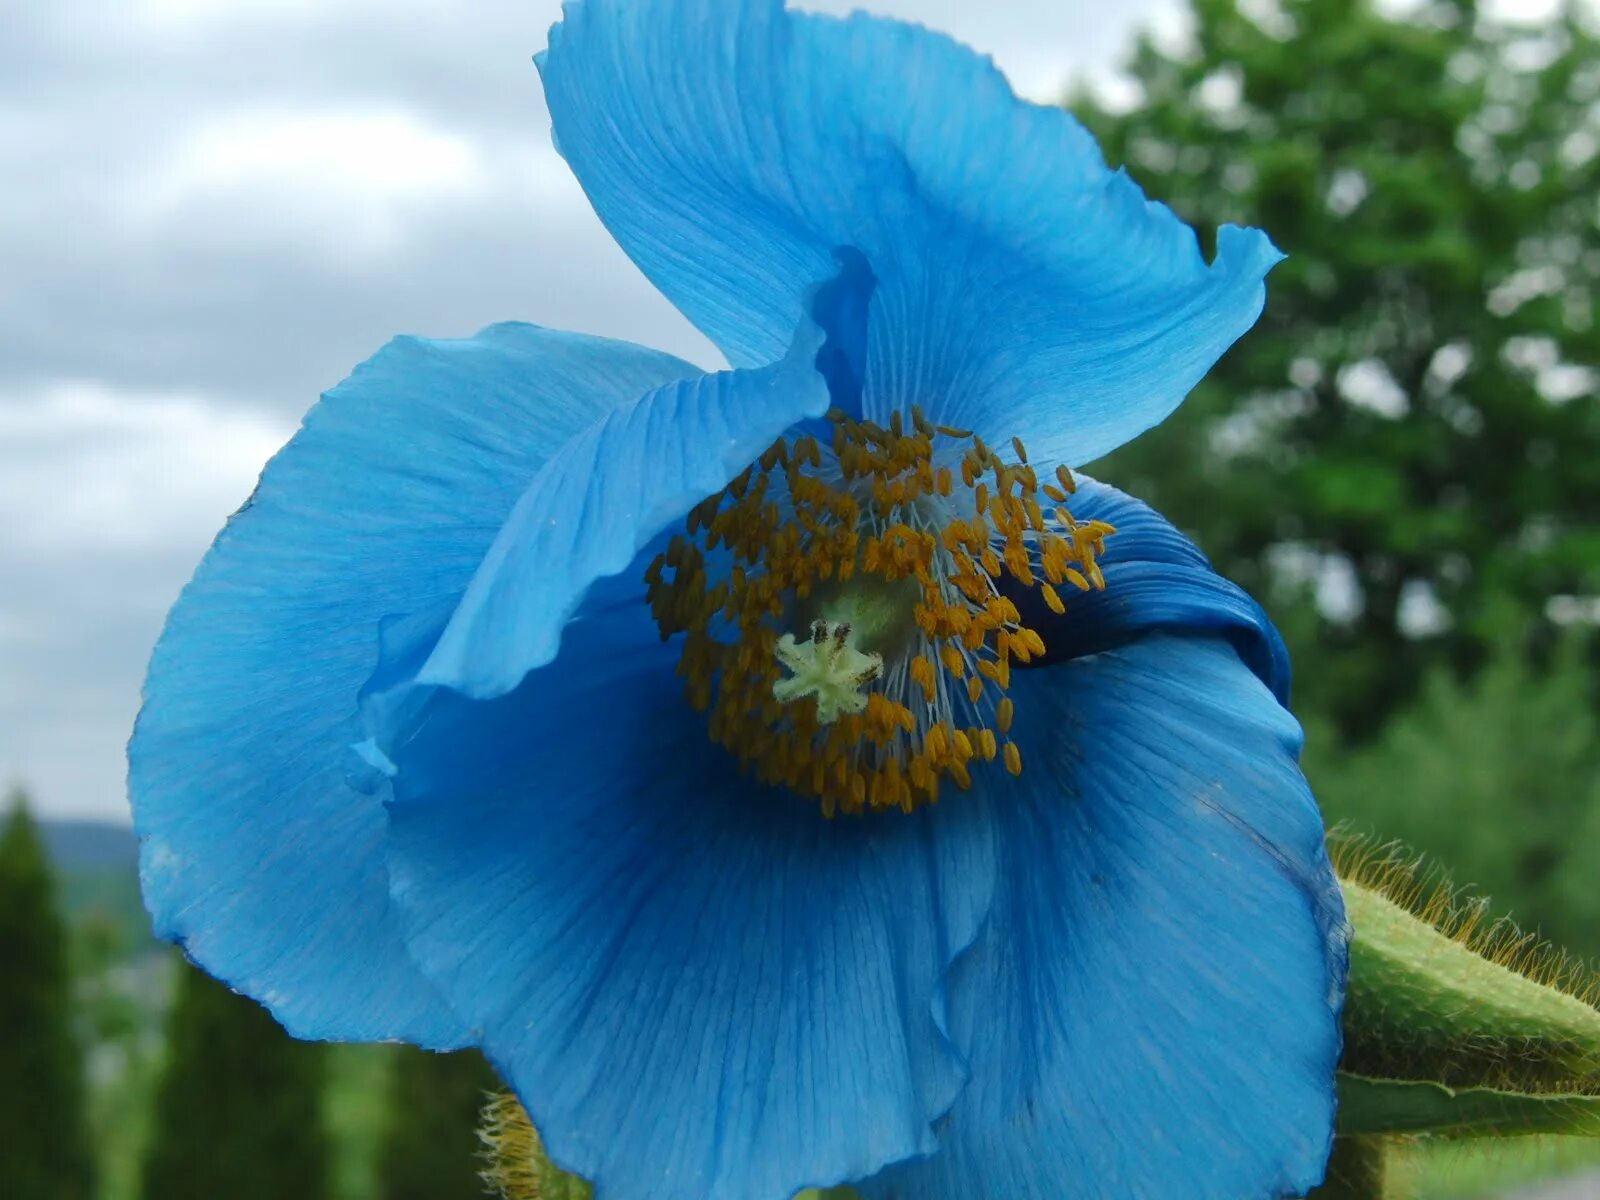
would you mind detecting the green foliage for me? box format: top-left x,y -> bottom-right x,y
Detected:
71,922 -> 166,1200
1307,630 -> 1600,959
0,792 -> 95,1200
139,961 -> 328,1200
377,1048 -> 500,1200
1075,0 -> 1600,738
326,1044 -> 402,1200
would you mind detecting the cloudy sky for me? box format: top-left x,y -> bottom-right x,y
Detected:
0,0 -> 1197,821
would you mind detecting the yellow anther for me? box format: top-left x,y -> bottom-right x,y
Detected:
1003,742 -> 1023,777
940,643 -> 966,679
997,697 -> 1015,734
977,657 -> 1010,690
1003,544 -> 1033,583
645,408 -> 1112,816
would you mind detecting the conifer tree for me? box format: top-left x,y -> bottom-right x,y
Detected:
0,791 -> 95,1200
140,960 -> 328,1200
378,1047 -> 500,1200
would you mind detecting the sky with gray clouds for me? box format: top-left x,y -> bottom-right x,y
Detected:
2,0 -> 1192,821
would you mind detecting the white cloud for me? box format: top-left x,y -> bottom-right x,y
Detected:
0,382 -> 290,556
133,0 -> 355,28
124,0 -> 470,44
131,106 -> 500,255
158,107 -> 485,200
0,383 -> 290,820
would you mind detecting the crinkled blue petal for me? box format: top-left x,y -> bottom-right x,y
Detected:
416,317 -> 830,699
129,323 -> 697,1043
858,635 -> 1349,1200
538,0 -> 1282,465
1015,476 -> 1292,702
384,585 -> 996,1200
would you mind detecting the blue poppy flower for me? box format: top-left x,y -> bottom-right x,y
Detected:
130,2 -> 1350,1198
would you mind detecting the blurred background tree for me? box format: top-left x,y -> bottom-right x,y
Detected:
139,961 -> 329,1200
1074,0 -> 1600,990
1302,623 -> 1600,956
377,1048 -> 500,1200
0,791 -> 95,1200
1076,0 -> 1600,740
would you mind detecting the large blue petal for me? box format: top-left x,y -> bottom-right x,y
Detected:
384,585 -> 995,1200
858,636 -> 1349,1200
129,324 -> 697,1043
1015,476 -> 1293,703
538,0 -> 1282,465
416,318 -> 829,699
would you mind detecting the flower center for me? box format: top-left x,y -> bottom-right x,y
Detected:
645,409 -> 1113,816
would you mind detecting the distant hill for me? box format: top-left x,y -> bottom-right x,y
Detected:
37,819 -> 152,951
40,819 -> 138,872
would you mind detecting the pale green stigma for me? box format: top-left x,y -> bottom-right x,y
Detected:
773,619 -> 884,724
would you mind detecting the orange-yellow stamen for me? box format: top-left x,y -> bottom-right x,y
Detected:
645,409 -> 1114,816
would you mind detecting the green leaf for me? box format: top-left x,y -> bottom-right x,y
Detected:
1337,1073 -> 1600,1138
